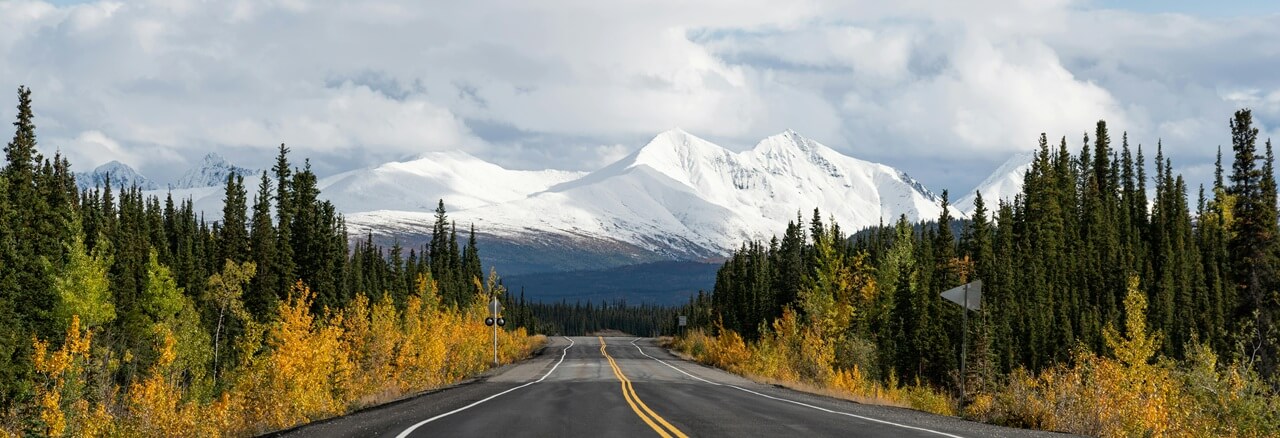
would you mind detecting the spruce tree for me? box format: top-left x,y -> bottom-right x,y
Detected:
272,144 -> 296,295
463,223 -> 482,289
247,172 -> 278,320
218,173 -> 249,264
0,87 -> 64,404
1226,109 -> 1278,377
429,200 -> 451,304
448,221 -> 463,305
0,171 -> 20,407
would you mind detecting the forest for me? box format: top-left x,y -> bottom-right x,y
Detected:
679,111 -> 1280,435
517,298 -> 684,336
0,87 -> 542,436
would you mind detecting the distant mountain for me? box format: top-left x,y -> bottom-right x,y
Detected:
356,129 -> 960,260
74,160 -> 158,191
151,130 -> 963,276
319,151 -> 586,213
954,152 -> 1035,215
173,153 -> 257,189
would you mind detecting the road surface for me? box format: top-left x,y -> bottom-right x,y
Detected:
274,336 -> 1072,437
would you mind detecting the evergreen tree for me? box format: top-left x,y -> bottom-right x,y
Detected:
1226,109 -> 1279,377
0,171 -> 21,406
246,172 -> 278,320
448,221 -> 464,305
773,216 -> 806,316
0,87 -> 67,404
218,173 -> 248,264
429,200 -> 452,305
272,144 -> 296,296
463,223 -> 483,288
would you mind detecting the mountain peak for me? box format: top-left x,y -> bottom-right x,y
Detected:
954,151 -> 1036,215
641,128 -> 711,153
627,128 -> 733,176
758,129 -> 846,156
174,153 -> 256,189
201,152 -> 228,164
75,160 -> 157,191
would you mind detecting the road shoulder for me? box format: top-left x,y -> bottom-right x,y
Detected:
266,338 -> 566,437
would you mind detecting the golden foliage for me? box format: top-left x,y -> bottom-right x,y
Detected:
230,282 -> 352,432
965,276 -> 1280,437
123,331 -> 213,437
8,270 -> 546,437
218,277 -> 541,435
673,244 -> 959,418
31,315 -> 93,437
396,292 -> 449,391
674,308 -> 956,417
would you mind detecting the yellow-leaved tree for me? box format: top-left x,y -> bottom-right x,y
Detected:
205,260 -> 255,384
30,316 -> 103,437
396,272 -> 449,391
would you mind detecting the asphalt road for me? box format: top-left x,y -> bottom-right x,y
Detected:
274,336 -> 1073,437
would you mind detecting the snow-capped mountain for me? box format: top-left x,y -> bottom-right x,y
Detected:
173,153 -> 257,189
319,151 -> 586,213
75,160 -> 158,191
347,129 -> 961,260
954,152 -> 1035,215
108,129 -> 966,273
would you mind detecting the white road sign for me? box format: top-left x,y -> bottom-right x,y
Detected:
940,280 -> 982,311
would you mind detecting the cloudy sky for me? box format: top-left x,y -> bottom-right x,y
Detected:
1,0 -> 1278,197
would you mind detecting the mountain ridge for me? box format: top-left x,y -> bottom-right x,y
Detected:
349,129 -> 964,262
74,160 -> 159,191
173,152 -> 257,189
76,130 -> 1024,275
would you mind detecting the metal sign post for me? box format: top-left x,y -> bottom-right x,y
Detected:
486,296 -> 504,366
678,315 -> 687,337
940,280 -> 982,398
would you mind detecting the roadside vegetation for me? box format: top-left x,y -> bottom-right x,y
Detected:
0,87 -> 541,437
675,112 -> 1280,436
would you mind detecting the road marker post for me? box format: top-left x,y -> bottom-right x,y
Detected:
485,295 -> 504,366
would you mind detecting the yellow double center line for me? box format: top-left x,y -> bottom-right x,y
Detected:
599,337 -> 688,438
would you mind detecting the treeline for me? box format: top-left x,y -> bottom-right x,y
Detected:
0,87 -> 537,436
685,111 -> 1280,435
521,298 -> 684,336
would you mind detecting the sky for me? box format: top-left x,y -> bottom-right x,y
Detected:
2,0 -> 1279,199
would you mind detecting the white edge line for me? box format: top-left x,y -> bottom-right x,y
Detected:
630,338 -> 965,438
395,336 -> 575,438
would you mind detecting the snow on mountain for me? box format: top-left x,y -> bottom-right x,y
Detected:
146,130 -> 963,263
954,151 -> 1034,215
173,153 -> 257,189
319,151 -> 586,213
150,151 -> 583,222
349,129 -> 960,258
146,182 -> 248,222
75,160 -> 158,191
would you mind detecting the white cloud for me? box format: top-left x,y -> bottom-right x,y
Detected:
202,83 -> 479,155
55,129 -> 182,172
0,0 -> 1277,194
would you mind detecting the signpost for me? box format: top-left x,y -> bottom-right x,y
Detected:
485,295 -> 504,366
678,315 -> 687,336
940,280 -> 982,397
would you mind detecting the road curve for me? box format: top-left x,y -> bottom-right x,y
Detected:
272,336 -> 1075,437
